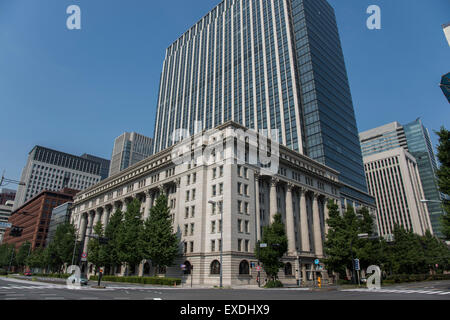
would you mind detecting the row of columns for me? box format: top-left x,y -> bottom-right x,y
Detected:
77,180 -> 181,258
257,175 -> 335,258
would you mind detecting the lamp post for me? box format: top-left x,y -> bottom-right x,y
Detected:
209,199 -> 223,288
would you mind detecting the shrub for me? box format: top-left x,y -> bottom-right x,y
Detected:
88,275 -> 181,286
0,269 -> 7,276
264,280 -> 283,288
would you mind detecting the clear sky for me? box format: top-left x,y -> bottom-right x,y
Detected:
0,0 -> 449,189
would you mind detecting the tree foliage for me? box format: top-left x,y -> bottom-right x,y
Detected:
45,222 -> 78,273
116,199 -> 144,275
435,127 -> 450,240
255,213 -> 288,280
140,194 -> 179,276
87,220 -> 109,273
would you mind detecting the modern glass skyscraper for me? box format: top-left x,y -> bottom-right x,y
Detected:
403,119 -> 445,237
360,119 -> 446,238
109,132 -> 154,177
153,0 -> 369,201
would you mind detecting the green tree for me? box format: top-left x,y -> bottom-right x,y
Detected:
46,223 -> 78,273
16,241 -> 32,269
435,127 -> 450,240
324,203 -> 382,279
140,194 -> 179,276
390,226 -> 427,274
116,199 -> 144,275
421,230 -> 450,274
87,220 -> 109,273
103,208 -> 124,272
26,247 -> 48,270
255,213 -> 288,281
0,244 -> 16,269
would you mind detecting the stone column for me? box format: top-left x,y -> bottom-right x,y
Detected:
269,178 -> 278,223
324,198 -> 330,235
175,178 -> 181,225
79,213 -> 87,242
285,183 -> 296,255
83,212 -> 94,253
299,189 -> 310,252
102,206 -> 111,229
144,190 -> 152,220
312,193 -> 323,257
93,209 -> 102,230
255,174 -> 261,241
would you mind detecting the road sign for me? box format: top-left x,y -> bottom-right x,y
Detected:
0,222 -> 12,229
354,259 -> 360,271
314,259 -> 320,265
260,243 -> 268,248
81,252 -> 87,259
181,264 -> 186,270
256,266 -> 262,272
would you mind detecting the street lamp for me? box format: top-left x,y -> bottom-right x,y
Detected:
208,199 -> 223,288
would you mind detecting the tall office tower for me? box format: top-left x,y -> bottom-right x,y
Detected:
363,148 -> 432,237
361,119 -> 446,237
443,23 -> 450,47
80,154 -> 111,180
109,132 -> 154,177
0,201 -> 14,244
13,146 -> 102,211
403,119 -> 445,238
153,0 -> 371,207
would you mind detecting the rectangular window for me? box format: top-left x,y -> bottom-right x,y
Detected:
191,206 -> 195,218
238,239 -> 242,252
190,223 -> 194,236
238,219 -> 243,233
190,242 -> 194,253
211,240 -> 216,252
211,221 -> 216,233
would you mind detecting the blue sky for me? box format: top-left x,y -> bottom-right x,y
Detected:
0,0 -> 449,188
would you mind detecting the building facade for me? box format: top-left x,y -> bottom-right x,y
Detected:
13,146 -> 103,211
46,202 -> 73,247
363,148 -> 432,237
109,132 -> 154,177
360,119 -> 446,237
0,188 -> 16,205
152,0 -> 371,209
81,154 -> 111,181
72,122 -> 374,285
3,189 -> 77,250
0,201 -> 14,244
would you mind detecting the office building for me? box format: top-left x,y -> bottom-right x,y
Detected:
72,122 -> 346,285
0,201 -> 14,244
46,202 -> 73,246
81,154 -> 111,180
13,146 -> 103,211
109,132 -> 154,177
0,188 -> 16,205
152,0 -> 372,210
3,189 -> 77,250
363,148 -> 432,237
361,119 -> 445,237
443,23 -> 450,47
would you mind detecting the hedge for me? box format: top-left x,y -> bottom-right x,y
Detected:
385,274 -> 450,283
24,273 -> 71,279
89,275 -> 181,286
0,269 -> 7,276
264,280 -> 284,288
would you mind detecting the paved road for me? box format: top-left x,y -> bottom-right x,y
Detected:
0,277 -> 449,300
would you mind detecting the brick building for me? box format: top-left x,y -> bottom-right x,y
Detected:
0,188 -> 16,205
3,188 -> 78,250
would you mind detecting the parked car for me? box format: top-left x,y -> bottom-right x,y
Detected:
24,271 -> 32,277
80,276 -> 89,286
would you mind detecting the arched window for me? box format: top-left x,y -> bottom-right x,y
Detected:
239,260 -> 250,275
210,260 -> 221,275
284,263 -> 293,276
184,261 -> 192,275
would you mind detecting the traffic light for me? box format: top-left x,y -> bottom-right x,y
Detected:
9,226 -> 23,237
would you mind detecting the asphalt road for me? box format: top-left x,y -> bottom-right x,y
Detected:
0,277 -> 449,300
